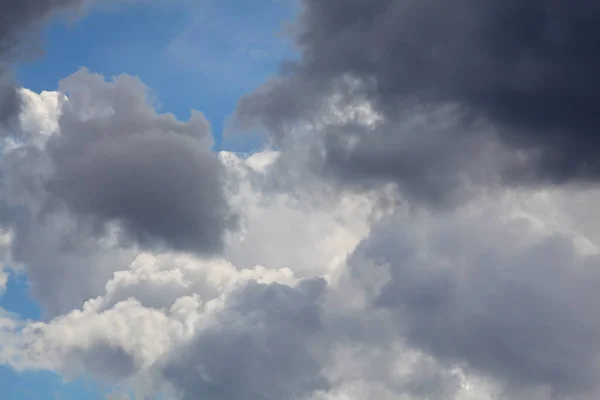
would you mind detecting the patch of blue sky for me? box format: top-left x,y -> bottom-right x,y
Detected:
0,366 -> 108,400
0,272 -> 40,320
17,0 -> 297,150
0,273 -> 111,399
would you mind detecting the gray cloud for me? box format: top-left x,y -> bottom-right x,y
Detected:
237,0 -> 600,200
45,69 -> 235,254
161,278 -> 329,400
348,198 -> 600,398
317,108 -> 510,208
0,69 -> 235,316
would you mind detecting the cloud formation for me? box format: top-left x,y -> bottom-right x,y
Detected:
161,278 -> 329,400
0,70 -> 235,316
46,69 -> 235,254
237,0 -> 600,202
5,3 -> 600,399
348,190 -> 600,398
6,120 -> 600,399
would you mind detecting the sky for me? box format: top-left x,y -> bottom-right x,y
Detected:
17,0 -> 296,148
2,1 -> 600,400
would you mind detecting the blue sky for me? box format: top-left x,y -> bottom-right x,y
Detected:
5,1 -> 296,398
17,0 -> 296,148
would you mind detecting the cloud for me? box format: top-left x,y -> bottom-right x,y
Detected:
0,70 -> 235,316
1,296 -> 202,381
0,252 -> 330,399
8,139 -> 600,398
236,0 -> 600,202
220,150 -> 375,277
161,279 -> 329,400
8,32 -> 600,399
46,69 -> 235,254
347,187 -> 600,398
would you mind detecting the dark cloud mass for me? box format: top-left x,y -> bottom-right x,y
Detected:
45,69 -> 235,254
238,0 -> 600,193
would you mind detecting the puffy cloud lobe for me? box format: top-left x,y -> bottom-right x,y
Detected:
1,87 -> 134,316
0,268 -> 331,400
237,0 -> 600,199
348,190 -> 600,397
0,70 -> 235,316
97,252 -> 297,312
0,0 -> 90,129
1,296 -> 203,381
161,278 -> 329,400
220,150 -> 375,277
46,68 -> 235,254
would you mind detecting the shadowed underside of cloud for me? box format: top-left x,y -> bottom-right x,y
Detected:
237,0 -> 600,203
161,279 -> 329,400
6,130 -> 600,399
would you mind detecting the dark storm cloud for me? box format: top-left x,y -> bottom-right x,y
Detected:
237,0 -> 600,194
0,0 -> 86,128
45,68 -> 235,254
